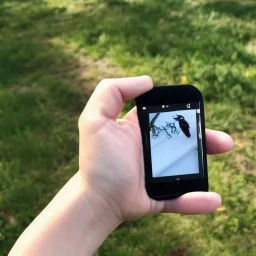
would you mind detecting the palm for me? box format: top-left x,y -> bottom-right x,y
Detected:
107,119 -> 161,219
80,117 -> 158,221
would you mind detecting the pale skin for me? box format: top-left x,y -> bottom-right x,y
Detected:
9,76 -> 234,256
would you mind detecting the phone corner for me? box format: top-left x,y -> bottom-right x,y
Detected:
186,84 -> 203,97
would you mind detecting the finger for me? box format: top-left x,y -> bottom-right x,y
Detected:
206,129 -> 233,154
162,192 -> 221,215
84,76 -> 153,120
123,107 -> 138,125
123,111 -> 234,155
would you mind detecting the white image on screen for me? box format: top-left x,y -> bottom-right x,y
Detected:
149,109 -> 199,178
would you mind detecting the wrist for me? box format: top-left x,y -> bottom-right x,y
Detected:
77,171 -> 122,240
63,171 -> 122,255
9,172 -> 121,256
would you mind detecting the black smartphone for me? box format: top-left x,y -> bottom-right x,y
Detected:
136,85 -> 208,200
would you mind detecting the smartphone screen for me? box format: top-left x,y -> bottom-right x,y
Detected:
140,101 -> 204,182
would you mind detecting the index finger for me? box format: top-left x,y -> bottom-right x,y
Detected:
206,129 -> 233,154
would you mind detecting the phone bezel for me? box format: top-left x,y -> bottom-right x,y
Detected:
136,85 -> 208,200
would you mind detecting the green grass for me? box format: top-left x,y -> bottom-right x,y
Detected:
0,0 -> 256,255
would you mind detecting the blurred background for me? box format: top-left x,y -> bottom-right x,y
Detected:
0,0 -> 256,255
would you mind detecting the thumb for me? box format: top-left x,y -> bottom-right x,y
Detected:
84,76 -> 153,120
155,192 -> 222,215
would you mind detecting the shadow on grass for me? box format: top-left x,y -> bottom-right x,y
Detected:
66,0 -> 256,106
0,1 -> 89,254
203,0 -> 256,20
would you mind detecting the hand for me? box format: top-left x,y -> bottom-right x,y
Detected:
9,76 -> 234,256
78,76 -> 234,222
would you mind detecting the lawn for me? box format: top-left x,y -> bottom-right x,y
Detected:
0,0 -> 256,255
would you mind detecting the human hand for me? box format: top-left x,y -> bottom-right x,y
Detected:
78,76 -> 233,222
8,76 -> 234,256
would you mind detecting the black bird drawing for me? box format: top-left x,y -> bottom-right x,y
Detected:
173,115 -> 191,138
